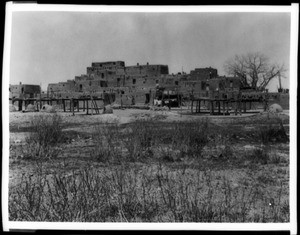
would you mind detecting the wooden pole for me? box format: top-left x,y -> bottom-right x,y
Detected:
227,101 -> 230,114
264,99 -> 268,111
72,99 -> 75,116
199,100 -> 201,113
77,99 -> 79,112
235,100 -> 237,115
223,100 -> 225,115
191,100 -> 193,113
63,99 -> 66,112
86,99 -> 89,115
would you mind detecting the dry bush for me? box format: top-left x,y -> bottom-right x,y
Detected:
123,119 -> 211,162
92,123 -> 123,163
27,114 -> 64,147
14,114 -> 65,160
9,162 -> 289,222
259,123 -> 288,144
10,114 -> 289,222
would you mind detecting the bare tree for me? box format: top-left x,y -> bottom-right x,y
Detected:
224,52 -> 286,91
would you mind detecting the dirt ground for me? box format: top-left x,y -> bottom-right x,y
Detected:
8,108 -> 290,222
9,108 -> 289,140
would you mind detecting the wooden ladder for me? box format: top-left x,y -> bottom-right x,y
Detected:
90,96 -> 100,115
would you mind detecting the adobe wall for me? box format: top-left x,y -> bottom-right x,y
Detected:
125,64 -> 169,76
10,84 -> 41,99
190,67 -> 218,80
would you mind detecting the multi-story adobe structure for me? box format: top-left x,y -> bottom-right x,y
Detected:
9,60 -> 289,111
47,61 -> 242,106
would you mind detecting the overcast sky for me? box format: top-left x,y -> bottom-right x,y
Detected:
9,11 -> 290,91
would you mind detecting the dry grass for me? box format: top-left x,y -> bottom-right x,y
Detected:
9,113 -> 290,222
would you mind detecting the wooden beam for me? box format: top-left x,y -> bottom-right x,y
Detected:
72,99 -> 75,116
235,100 -> 237,115
199,100 -> 201,113
227,101 -> 229,114
63,99 -> 66,112
210,101 -> 214,115
86,99 -> 89,115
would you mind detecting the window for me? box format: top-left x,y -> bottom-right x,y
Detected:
201,81 -> 206,90
100,81 -> 107,87
206,84 -> 209,91
101,73 -> 104,78
79,84 -> 83,92
175,81 -> 179,86
219,82 -> 224,90
133,79 -> 136,84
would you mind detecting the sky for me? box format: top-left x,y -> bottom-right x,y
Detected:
9,11 -> 291,91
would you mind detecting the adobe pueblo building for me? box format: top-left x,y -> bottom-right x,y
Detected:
47,61 -> 244,107
9,83 -> 42,111
9,60 -> 289,114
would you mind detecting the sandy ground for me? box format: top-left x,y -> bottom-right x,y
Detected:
9,107 -> 289,125
8,108 -> 289,143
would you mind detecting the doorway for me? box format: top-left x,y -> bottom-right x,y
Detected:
145,93 -> 150,104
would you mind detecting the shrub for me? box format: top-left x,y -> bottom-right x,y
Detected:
92,123 -> 122,163
16,114 -> 65,160
9,162 -> 289,222
247,147 -> 269,165
27,114 -> 64,147
259,124 -> 288,144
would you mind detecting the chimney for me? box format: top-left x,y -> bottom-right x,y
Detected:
147,62 -> 149,65
137,63 -> 139,66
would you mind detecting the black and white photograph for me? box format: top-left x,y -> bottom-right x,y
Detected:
2,2 -> 298,232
